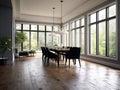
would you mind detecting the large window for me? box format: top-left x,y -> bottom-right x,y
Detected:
89,4 -> 116,58
15,24 -> 60,51
70,18 -> 85,54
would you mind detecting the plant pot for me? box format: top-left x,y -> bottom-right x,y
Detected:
0,58 -> 7,65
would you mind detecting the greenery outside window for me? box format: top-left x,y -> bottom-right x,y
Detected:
70,17 -> 85,54
15,24 -> 60,51
89,4 -> 116,58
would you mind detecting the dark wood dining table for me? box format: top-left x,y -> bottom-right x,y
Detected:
49,47 -> 70,61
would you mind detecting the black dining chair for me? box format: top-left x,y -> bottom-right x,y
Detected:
44,47 -> 59,67
65,47 -> 81,67
41,47 -> 46,63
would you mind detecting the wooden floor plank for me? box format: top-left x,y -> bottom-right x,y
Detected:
0,52 -> 120,90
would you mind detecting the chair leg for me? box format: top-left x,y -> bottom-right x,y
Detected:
57,60 -> 59,67
73,59 -> 76,65
65,58 -> 67,65
44,56 -> 47,65
43,56 -> 47,63
63,55 -> 64,61
78,59 -> 81,67
69,59 -> 70,67
42,55 -> 45,63
47,58 -> 49,66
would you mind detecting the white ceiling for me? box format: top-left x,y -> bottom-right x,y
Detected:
12,0 -> 107,24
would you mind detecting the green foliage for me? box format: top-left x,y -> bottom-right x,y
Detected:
54,44 -> 58,46
0,37 -> 12,58
109,32 -> 116,57
15,32 -> 27,45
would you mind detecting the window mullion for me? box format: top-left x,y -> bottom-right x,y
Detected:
106,7 -> 109,56
96,11 -> 99,55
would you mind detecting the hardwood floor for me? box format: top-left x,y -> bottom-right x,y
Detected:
0,52 -> 120,90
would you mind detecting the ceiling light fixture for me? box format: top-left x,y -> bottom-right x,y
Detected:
54,0 -> 68,35
49,7 -> 58,36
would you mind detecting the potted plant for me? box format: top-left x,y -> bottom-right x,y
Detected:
0,36 -> 12,58
15,31 -> 27,46
15,31 -> 27,57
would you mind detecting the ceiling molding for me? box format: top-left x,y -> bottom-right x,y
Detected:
13,0 -> 108,23
16,14 -> 61,24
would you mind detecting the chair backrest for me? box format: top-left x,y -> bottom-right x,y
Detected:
41,47 -> 46,55
44,47 -> 52,57
66,47 -> 81,59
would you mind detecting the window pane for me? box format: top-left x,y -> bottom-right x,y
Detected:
16,24 -> 21,30
63,34 -> 67,46
81,28 -> 85,54
72,22 -> 75,29
90,24 -> 96,54
39,32 -> 45,48
53,35 -> 60,46
108,19 -> 116,57
90,13 -> 96,23
15,31 -> 22,51
98,22 -> 106,56
23,24 -> 29,30
31,25 -> 37,30
23,32 -> 29,51
76,29 -> 80,47
66,24 -> 69,30
46,25 -> 52,31
31,32 -> 37,50
81,18 -> 85,26
53,25 -> 59,31
39,25 -> 45,31
109,5 -> 116,17
46,32 -> 52,46
98,9 -> 106,20
71,30 -> 75,46
76,20 -> 80,27
66,32 -> 69,46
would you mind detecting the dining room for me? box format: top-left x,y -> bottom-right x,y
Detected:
12,0 -> 120,69
0,0 -> 120,89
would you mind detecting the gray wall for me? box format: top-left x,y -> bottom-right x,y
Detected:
0,0 -> 13,64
